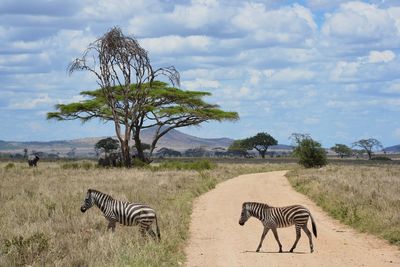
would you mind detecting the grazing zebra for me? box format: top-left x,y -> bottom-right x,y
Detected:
28,155 -> 40,167
80,189 -> 160,241
239,202 -> 317,253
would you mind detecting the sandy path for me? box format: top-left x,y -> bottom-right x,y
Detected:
185,171 -> 400,267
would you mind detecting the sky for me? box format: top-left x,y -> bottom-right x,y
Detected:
0,0 -> 399,148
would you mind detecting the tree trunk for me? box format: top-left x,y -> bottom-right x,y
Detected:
121,139 -> 131,167
133,127 -> 147,163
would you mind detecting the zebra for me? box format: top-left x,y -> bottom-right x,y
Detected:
80,189 -> 160,241
238,202 -> 317,253
28,154 -> 40,167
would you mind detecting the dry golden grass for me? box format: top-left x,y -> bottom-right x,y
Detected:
0,161 -> 293,266
287,164 -> 400,246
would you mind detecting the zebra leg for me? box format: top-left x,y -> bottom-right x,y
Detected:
289,224 -> 302,252
107,220 -> 116,232
302,225 -> 314,253
256,227 -> 270,252
271,227 -> 283,253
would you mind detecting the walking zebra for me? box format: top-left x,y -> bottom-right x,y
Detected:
80,189 -> 160,241
238,202 -> 317,253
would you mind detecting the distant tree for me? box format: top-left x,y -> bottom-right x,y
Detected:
95,137 -> 120,153
156,147 -> 182,157
352,138 -> 383,160
241,132 -> 278,158
184,147 -> 207,157
331,144 -> 352,158
291,133 -> 327,168
227,140 -> 248,157
67,147 -> 76,158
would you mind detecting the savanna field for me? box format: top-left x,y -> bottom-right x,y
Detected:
1,160 -> 399,266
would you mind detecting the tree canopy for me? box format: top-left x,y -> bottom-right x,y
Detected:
352,138 -> 382,160
95,137 -> 120,152
331,144 -> 352,158
48,81 -> 238,162
241,132 -> 278,158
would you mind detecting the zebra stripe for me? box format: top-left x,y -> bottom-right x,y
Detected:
80,189 -> 160,241
239,202 -> 317,253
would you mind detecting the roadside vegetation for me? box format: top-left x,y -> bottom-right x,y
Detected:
287,164 -> 400,246
0,161 -> 293,266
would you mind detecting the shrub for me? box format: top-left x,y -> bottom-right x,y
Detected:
293,138 -> 327,168
4,163 -> 15,170
371,156 -> 392,161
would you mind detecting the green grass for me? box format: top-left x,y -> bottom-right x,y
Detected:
0,161 -> 294,266
286,164 -> 400,246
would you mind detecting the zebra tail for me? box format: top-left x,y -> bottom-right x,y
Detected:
310,212 -> 317,238
155,215 -> 161,241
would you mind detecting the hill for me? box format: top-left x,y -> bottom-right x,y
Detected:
0,128 -> 234,157
384,145 -> 400,153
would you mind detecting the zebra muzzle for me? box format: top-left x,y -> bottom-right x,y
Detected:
80,207 -> 87,213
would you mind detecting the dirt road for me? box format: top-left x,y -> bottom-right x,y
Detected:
185,171 -> 400,267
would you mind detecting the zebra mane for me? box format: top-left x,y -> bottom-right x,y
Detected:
88,189 -> 114,200
244,202 -> 271,209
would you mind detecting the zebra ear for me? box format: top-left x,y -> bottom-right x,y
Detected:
88,189 -> 92,193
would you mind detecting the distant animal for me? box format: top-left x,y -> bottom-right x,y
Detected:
98,152 -> 121,167
28,155 -> 40,167
80,189 -> 160,241
239,202 -> 317,253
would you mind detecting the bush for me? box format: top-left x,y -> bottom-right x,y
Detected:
293,138 -> 327,168
371,156 -> 392,161
4,163 -> 15,170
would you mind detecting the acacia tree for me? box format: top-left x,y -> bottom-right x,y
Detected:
227,140 -> 248,157
352,138 -> 383,160
241,132 -> 278,158
48,82 -> 238,163
47,27 -> 237,166
331,144 -> 352,158
95,137 -> 119,152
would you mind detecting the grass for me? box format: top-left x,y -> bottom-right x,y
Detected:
0,160 -> 293,266
286,164 -> 400,246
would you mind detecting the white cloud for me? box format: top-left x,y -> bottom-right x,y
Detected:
322,2 -> 400,47
9,94 -> 53,109
140,35 -> 212,55
368,50 -> 396,63
269,68 -> 315,82
181,78 -> 221,91
330,61 -> 360,81
231,3 -> 316,45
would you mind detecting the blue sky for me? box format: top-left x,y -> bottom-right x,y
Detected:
0,0 -> 399,147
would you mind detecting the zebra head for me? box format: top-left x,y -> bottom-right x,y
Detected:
80,189 -> 95,213
239,202 -> 251,226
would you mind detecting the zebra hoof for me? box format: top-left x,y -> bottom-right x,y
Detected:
256,249 -> 260,252
289,249 -> 294,253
